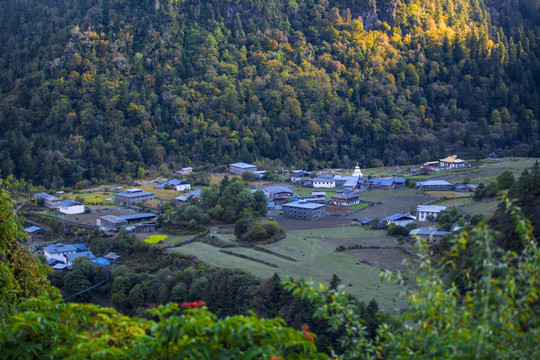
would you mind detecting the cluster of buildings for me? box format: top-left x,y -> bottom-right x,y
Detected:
97,213 -> 157,235
422,155 -> 468,171
43,243 -> 117,270
32,193 -> 85,214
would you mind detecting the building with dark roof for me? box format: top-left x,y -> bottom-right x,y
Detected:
264,186 -> 294,199
382,213 -> 416,227
24,226 -> 42,241
114,189 -> 154,204
98,215 -> 128,229
282,201 -> 325,220
229,162 -> 257,175
409,227 -> 449,243
58,199 -> 85,215
119,213 -> 157,223
367,178 -> 402,189
331,193 -> 360,206
416,180 -> 454,191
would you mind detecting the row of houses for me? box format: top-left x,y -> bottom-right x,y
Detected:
32,193 -> 85,214
422,155 -> 468,170
154,179 -> 191,192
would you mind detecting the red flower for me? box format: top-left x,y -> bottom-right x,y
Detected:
146,302 -> 158,308
301,324 -> 315,344
179,300 -> 206,308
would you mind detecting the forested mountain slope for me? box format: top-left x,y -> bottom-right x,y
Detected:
0,0 -> 539,187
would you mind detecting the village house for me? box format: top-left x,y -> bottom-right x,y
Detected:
175,167 -> 193,175
98,215 -> 128,229
188,188 -> 202,199
416,180 -> 454,191
334,175 -> 359,191
331,193 -> 360,206
24,226 -> 42,241
58,199 -> 85,215
409,227 -> 449,243
43,243 -> 84,264
32,193 -> 62,208
155,179 -> 191,192
367,177 -> 406,189
439,155 -> 467,168
282,201 -> 326,220
120,213 -> 157,224
312,177 -> 336,188
263,186 -> 294,200
310,191 -> 327,198
175,195 -> 189,203
229,162 -> 257,175
416,205 -> 447,222
290,170 -> 311,183
382,213 -> 416,227
114,188 -> 154,204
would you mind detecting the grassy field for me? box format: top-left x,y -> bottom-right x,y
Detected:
172,226 -> 408,312
463,199 -> 500,216
435,197 -> 474,207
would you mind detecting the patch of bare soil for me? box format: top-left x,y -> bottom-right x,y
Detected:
63,208 -> 137,226
344,248 -> 408,272
319,236 -> 398,248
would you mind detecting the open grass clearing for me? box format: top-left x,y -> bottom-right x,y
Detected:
172,229 -> 409,312
463,199 -> 500,216
435,197 -> 474,208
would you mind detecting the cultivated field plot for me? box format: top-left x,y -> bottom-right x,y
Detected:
60,208 -> 137,226
436,197 -> 474,208
463,199 -> 500,216
276,216 -> 351,231
172,227 -> 409,312
425,191 -> 472,198
139,185 -> 182,202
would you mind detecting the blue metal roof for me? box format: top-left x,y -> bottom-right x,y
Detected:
91,257 -> 111,266
116,190 -> 154,198
59,199 -> 82,207
312,177 -> 335,182
410,227 -> 449,236
383,213 -> 415,221
264,186 -> 294,195
119,213 -> 156,221
189,189 -> 202,197
417,180 -> 453,187
24,226 -> 41,233
34,193 -> 61,202
176,196 -> 189,201
332,193 -> 359,200
283,201 -> 325,210
72,244 -> 88,251
66,251 -> 96,262
43,244 -> 77,254
230,162 -> 257,168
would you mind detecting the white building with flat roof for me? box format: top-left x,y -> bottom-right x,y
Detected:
229,162 -> 258,175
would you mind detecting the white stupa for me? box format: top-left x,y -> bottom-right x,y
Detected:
352,162 -> 363,177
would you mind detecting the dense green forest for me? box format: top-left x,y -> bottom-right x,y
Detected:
1,0 -> 539,187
